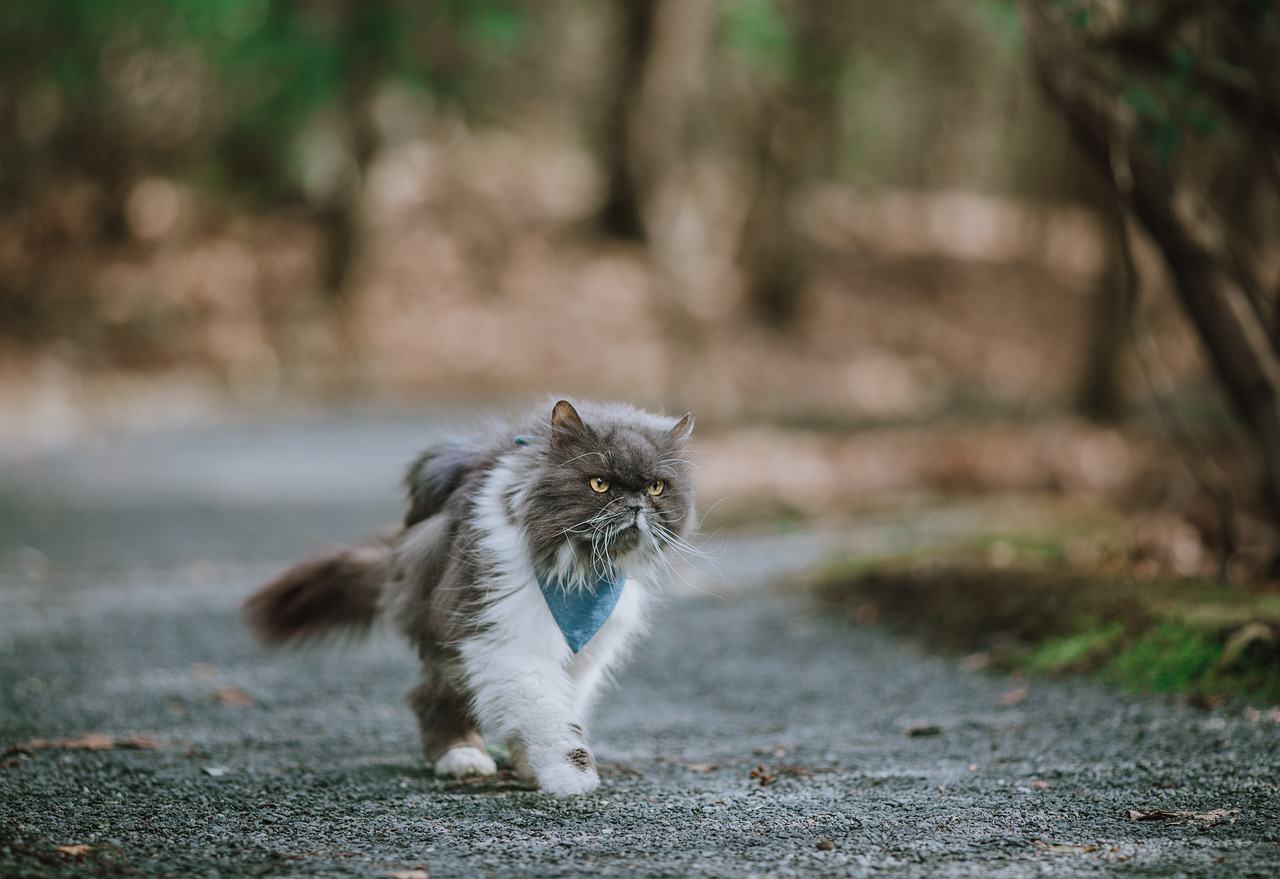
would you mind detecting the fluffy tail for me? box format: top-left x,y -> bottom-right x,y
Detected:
242,542 -> 391,647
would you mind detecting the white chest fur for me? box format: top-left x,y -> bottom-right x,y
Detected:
455,459 -> 656,794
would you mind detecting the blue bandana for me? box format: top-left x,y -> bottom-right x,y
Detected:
537,567 -> 626,653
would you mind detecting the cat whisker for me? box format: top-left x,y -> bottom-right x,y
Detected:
648,521 -> 724,589
647,533 -> 726,601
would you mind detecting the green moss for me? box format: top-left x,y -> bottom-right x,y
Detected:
1027,621 -> 1126,676
815,558 -> 1280,702
1102,622 -> 1223,694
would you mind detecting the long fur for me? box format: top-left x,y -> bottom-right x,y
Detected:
241,398 -> 696,796
242,542 -> 390,646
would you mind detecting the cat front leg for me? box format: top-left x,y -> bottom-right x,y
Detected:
462,647 -> 599,795
513,720 -> 598,796
512,724 -> 598,796
504,724 -> 595,793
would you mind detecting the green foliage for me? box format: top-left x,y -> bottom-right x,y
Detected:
975,0 -> 1024,50
461,3 -> 527,56
0,0 -> 534,202
1027,621 -> 1125,675
1102,621 -> 1223,694
719,0 -> 794,80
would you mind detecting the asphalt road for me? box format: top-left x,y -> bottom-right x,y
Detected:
2,411 -> 1278,878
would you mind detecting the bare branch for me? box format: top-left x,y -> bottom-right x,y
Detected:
1107,134 -> 1239,581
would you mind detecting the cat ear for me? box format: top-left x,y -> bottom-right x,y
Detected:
551,399 -> 588,439
668,412 -> 694,441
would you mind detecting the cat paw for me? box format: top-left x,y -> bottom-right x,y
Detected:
433,746 -> 498,778
506,737 -> 536,785
531,746 -> 600,796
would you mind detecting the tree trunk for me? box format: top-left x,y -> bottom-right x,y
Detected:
1023,2 -> 1280,554
625,0 -> 717,415
736,0 -> 853,328
596,0 -> 657,242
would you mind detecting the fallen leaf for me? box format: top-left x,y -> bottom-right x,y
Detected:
216,687 -> 253,706
10,734 -> 161,754
960,651 -> 990,671
815,839 -> 835,851
685,763 -> 717,773
599,762 -> 644,778
905,724 -> 942,737
749,764 -> 825,786
36,733 -> 115,750
1031,780 -> 1054,789
391,870 -> 429,879
54,844 -> 93,857
1128,808 -> 1240,828
998,684 -> 1030,706
1035,840 -> 1098,854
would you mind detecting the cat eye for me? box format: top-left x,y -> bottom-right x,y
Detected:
647,479 -> 665,497
589,477 -> 611,493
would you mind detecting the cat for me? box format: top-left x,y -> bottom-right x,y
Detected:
242,398 -> 696,796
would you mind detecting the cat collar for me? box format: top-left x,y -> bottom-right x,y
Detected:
537,567 -> 626,653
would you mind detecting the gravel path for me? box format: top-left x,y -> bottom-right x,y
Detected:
2,413 -> 1278,878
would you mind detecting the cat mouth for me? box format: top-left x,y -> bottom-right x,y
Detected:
610,524 -> 642,555
586,514 -> 646,561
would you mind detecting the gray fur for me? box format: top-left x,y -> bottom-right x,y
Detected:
242,398 -> 697,778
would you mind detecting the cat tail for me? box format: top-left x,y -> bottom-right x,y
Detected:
242,539 -> 393,647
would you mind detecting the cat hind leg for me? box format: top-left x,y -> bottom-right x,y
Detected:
408,675 -> 496,779
433,745 -> 497,778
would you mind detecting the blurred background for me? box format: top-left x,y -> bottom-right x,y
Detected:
2,0 -> 1278,584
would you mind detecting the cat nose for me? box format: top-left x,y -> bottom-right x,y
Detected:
624,499 -> 644,513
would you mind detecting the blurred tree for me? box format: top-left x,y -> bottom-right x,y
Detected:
618,0 -> 719,412
726,0 -> 854,327
1023,0 -> 1280,572
0,0 -> 536,357
1072,160 -> 1129,422
595,0 -> 657,242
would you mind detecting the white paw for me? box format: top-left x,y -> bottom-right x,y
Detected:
529,745 -> 600,796
433,746 -> 498,778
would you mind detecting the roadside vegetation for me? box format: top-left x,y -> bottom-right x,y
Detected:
814,525 -> 1280,704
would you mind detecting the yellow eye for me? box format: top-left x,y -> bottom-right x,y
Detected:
647,479 -> 665,497
589,477 -> 610,493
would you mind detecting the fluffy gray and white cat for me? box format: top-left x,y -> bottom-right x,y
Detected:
242,398 -> 696,796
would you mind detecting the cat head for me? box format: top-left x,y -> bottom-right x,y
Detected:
517,399 -> 695,581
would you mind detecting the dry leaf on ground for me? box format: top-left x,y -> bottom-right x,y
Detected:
1128,808 -> 1240,828
54,845 -> 93,857
998,684 -> 1030,706
750,764 -> 823,786
7,734 -> 162,755
905,723 -> 943,737
685,762 -> 717,773
1035,840 -> 1098,854
216,687 -> 253,705
391,870 -> 430,879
